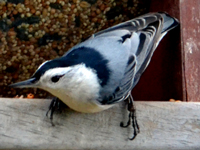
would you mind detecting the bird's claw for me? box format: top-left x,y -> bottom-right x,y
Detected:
120,95 -> 140,140
46,97 -> 62,126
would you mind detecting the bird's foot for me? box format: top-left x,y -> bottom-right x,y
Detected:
46,97 -> 65,126
120,95 -> 140,140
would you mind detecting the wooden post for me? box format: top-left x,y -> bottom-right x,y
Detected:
0,98 -> 200,149
180,0 -> 200,101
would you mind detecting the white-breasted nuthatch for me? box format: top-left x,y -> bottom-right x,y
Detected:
10,12 -> 179,140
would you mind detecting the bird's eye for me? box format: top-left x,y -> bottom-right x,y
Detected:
51,75 -> 64,83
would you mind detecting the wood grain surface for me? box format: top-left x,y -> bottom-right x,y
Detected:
0,98 -> 200,149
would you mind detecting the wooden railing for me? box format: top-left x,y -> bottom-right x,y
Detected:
0,98 -> 199,149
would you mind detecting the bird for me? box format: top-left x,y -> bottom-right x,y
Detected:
10,12 -> 179,140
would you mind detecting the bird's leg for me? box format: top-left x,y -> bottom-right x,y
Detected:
46,97 -> 60,126
57,99 -> 66,113
46,97 -> 56,117
120,95 -> 140,140
46,97 -> 68,126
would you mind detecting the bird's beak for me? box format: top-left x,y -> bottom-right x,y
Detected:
9,78 -> 38,88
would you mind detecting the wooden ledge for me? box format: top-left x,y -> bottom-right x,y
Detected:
0,98 -> 200,149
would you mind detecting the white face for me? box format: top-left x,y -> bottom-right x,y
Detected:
38,67 -> 73,91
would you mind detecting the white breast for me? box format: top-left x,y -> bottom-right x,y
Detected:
56,93 -> 113,113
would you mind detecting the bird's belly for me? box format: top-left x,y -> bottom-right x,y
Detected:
58,95 -> 113,113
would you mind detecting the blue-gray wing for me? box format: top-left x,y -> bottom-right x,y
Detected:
99,12 -> 179,105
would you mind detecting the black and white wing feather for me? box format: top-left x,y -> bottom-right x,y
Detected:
96,12 -> 179,105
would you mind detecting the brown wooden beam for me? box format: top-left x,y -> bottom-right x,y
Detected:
180,0 -> 200,101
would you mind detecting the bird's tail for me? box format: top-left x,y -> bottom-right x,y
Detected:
131,12 -> 179,88
160,12 -> 179,34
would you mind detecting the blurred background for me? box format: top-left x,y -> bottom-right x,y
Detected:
0,0 -> 150,98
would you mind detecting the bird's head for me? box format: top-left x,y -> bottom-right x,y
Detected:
9,59 -> 75,92
9,58 -> 100,100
